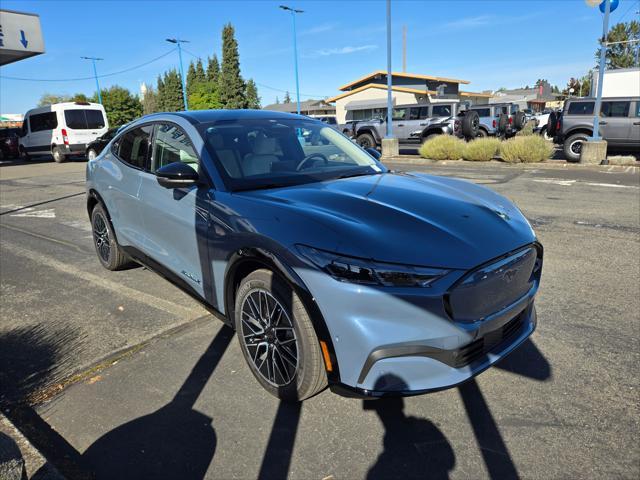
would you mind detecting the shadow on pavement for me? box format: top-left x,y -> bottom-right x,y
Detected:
364,376 -> 455,480
79,325 -> 233,480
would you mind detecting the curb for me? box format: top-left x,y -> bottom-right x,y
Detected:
0,413 -> 65,480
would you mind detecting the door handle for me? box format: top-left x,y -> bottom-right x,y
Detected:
419,123 -> 426,126
397,124 -> 405,127
599,121 -> 607,125
633,122 -> 640,125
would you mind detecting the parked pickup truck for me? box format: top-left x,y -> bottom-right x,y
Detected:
547,97 -> 640,162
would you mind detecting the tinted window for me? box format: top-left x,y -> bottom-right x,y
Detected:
419,107 -> 429,119
601,101 -> 629,117
567,102 -> 594,115
636,102 -> 640,117
117,126 -> 152,169
64,109 -> 106,129
409,108 -> 420,121
29,112 -> 58,132
392,108 -> 407,120
431,105 -> 452,117
0,128 -> 20,138
320,117 -> 337,125
151,123 -> 199,173
473,108 -> 491,117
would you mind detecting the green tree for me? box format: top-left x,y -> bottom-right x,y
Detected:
159,69 -> 185,112
578,73 -> 592,97
38,93 -> 70,106
596,20 -> 640,69
186,61 -> 197,97
93,86 -> 142,127
245,79 -> 261,109
189,82 -> 222,110
156,75 -> 165,110
142,85 -> 159,114
283,91 -> 292,103
219,23 -> 246,109
195,59 -> 206,84
207,54 -> 220,83
562,77 -> 581,97
71,93 -> 89,103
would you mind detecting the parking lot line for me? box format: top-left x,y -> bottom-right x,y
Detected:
1,240 -> 201,318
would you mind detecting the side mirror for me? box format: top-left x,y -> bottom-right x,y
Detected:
365,147 -> 381,160
156,162 -> 199,189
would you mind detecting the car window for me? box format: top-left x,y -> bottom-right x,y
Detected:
567,102 -> 594,115
431,105 -> 452,117
510,105 -> 519,114
151,123 -> 199,173
473,108 -> 491,117
409,108 -> 420,121
200,118 -> 384,190
117,125 -> 152,169
29,112 -> 58,132
392,108 -> 407,121
419,107 -> 429,119
601,101 -> 630,118
64,109 -> 106,130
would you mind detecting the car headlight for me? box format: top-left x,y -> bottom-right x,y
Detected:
297,245 -> 449,287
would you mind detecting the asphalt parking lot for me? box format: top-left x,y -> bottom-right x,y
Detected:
1,156 -> 639,479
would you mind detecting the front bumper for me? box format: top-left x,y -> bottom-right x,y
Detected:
294,244 -> 541,397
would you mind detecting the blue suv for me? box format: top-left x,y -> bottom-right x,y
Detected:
86,110 -> 543,401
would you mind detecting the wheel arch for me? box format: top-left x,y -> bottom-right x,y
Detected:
421,127 -> 444,139
564,127 -> 593,138
356,127 -> 381,144
223,247 -> 341,384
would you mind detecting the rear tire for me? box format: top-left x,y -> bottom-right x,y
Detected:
356,133 -> 376,149
19,147 -> 30,161
234,269 -> 327,402
52,146 -> 66,163
476,128 -> 488,138
91,203 -> 136,271
563,133 -> 589,163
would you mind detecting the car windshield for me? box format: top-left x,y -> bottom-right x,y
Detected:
198,118 -> 385,191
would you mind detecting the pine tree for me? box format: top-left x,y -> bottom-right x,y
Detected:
161,69 -> 185,112
245,79 -> 261,109
283,91 -> 292,103
142,85 -> 159,115
156,75 -> 165,111
186,61 -> 197,97
275,96 -> 280,104
195,59 -> 206,84
189,82 -> 222,110
219,23 -> 246,109
207,54 -> 220,83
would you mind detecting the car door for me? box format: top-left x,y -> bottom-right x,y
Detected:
599,101 -> 631,145
26,112 -> 57,154
391,107 -> 409,141
103,125 -> 152,249
632,101 -> 640,145
138,121 -> 210,300
403,107 -> 428,141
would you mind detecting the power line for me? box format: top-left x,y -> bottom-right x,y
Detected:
0,49 -> 176,82
617,0 -> 639,22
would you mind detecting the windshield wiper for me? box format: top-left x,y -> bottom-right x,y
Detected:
233,183 -> 292,192
336,170 -> 381,180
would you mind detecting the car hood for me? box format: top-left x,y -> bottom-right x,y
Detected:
239,172 -> 536,270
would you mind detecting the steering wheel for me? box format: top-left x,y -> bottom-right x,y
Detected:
296,153 -> 329,171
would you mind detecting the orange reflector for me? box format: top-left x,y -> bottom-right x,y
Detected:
319,341 -> 333,372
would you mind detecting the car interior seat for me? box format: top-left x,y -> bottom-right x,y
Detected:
208,132 -> 243,178
242,136 -> 279,176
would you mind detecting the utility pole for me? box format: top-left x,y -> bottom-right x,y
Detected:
386,0 -> 393,138
402,25 -> 407,73
166,38 -> 189,111
81,56 -> 103,104
592,0 -> 611,140
280,5 -> 304,115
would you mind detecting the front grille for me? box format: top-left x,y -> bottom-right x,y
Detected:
447,246 -> 539,323
452,310 -> 526,368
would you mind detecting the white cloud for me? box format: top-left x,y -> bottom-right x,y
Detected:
306,44 -> 378,58
445,15 -> 494,29
301,23 -> 338,35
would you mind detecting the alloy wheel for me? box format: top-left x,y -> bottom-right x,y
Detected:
93,212 -> 111,263
240,289 -> 299,387
570,139 -> 583,155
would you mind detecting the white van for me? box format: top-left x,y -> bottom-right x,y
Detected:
20,102 -> 109,162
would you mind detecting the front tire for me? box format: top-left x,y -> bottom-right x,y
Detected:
476,128 -> 488,138
356,133 -> 376,149
52,146 -> 66,163
234,269 -> 327,401
563,133 -> 589,163
91,203 -> 135,271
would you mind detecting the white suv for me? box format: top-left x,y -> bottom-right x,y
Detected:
20,102 -> 109,162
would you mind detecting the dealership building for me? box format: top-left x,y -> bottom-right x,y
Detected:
326,71 -> 491,124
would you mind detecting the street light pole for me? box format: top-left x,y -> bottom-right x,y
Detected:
166,38 -> 189,111
280,5 -> 304,115
385,0 -> 393,138
81,56 -> 103,104
592,0 -> 611,140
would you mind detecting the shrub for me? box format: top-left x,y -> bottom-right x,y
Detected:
500,135 -> 554,163
516,119 -> 536,137
463,137 -> 501,161
419,135 -> 465,160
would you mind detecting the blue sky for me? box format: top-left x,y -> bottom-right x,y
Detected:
1,0 -> 638,113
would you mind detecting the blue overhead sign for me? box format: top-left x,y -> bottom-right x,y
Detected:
599,0 -> 619,13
